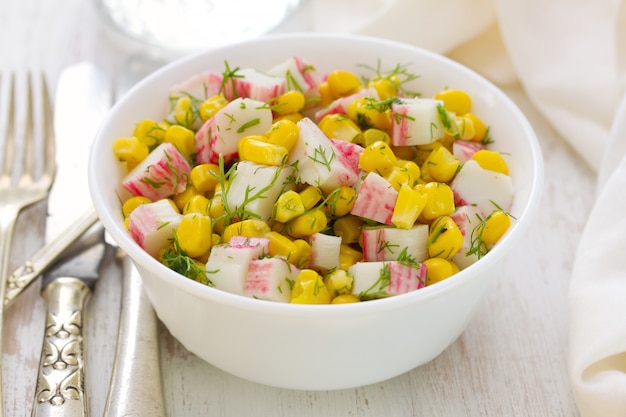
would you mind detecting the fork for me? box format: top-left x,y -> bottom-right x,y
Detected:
0,72 -> 55,417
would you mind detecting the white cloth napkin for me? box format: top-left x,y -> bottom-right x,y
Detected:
310,0 -> 626,415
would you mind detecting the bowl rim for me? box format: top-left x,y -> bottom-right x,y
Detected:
89,32 -> 544,317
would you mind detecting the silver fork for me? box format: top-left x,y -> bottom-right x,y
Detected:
0,72 -> 55,417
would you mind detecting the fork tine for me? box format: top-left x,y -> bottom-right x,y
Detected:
18,72 -> 34,186
1,74 -> 15,185
40,74 -> 56,182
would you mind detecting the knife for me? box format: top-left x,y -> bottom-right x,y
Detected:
31,226 -> 113,417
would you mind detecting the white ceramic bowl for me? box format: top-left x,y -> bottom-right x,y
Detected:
89,33 -> 543,391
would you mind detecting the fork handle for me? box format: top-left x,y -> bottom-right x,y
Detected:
31,277 -> 91,417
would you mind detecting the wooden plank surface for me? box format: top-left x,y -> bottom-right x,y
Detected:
0,1 -> 587,415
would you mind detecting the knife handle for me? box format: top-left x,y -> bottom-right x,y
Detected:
103,256 -> 167,417
32,277 -> 91,417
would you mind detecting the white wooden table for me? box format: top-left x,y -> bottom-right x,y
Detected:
0,0 -> 588,415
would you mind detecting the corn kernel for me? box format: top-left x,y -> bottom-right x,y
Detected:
479,210 -> 511,244
464,113 -> 487,142
471,150 -> 509,175
173,185 -> 200,212
122,196 -> 152,217
199,94 -> 228,121
427,215 -> 464,259
327,186 -> 357,217
331,294 -> 361,304
391,184 -> 427,229
339,244 -> 363,271
424,146 -> 460,183
112,137 -> 149,163
287,209 -> 327,238
173,96 -> 194,127
184,194 -> 211,215
272,90 -> 306,114
455,116 -> 476,141
358,140 -> 397,176
176,213 -> 213,258
298,185 -> 323,210
367,76 -> 399,100
319,114 -> 363,144
265,231 -> 299,263
164,124 -> 195,156
292,239 -> 312,268
333,215 -> 364,244
266,119 -> 299,152
434,89 -> 472,115
424,257 -> 460,285
190,163 -> 220,195
222,219 -> 271,242
273,112 -> 303,123
324,269 -> 354,297
347,97 -> 392,131
326,70 -> 362,99
396,159 -> 420,181
273,190 -> 306,223
133,119 -> 166,148
363,128 -> 390,146
417,182 -> 455,221
318,81 -> 333,107
385,166 -> 415,191
238,136 -> 288,166
209,194 -> 226,234
290,269 -> 331,304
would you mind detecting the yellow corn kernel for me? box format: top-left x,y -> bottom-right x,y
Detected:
427,215 -> 464,259
464,113 -> 487,142
318,114 -> 363,144
423,257 -> 460,285
176,213 -> 213,258
208,194 -> 226,234
290,269 -> 331,304
358,140 -> 397,176
347,97 -> 392,131
222,219 -> 271,243
292,239 -> 312,268
274,190 -> 306,223
173,96 -> 194,127
455,116 -> 476,141
273,112 -> 303,123
327,186 -> 357,217
238,136 -> 288,166
339,244 -> 363,271
122,196 -> 152,217
318,81 -> 334,107
471,150 -> 509,175
112,137 -> 149,163
184,194 -> 211,215
199,94 -> 228,121
417,182 -> 455,221
164,124 -> 195,156
434,89 -> 472,115
424,146 -> 460,183
363,128 -> 390,146
124,216 -> 130,230
326,70 -> 362,99
265,230 -> 299,263
133,119 -> 166,148
324,269 -> 354,297
298,185 -> 323,210
272,90 -> 306,114
287,209 -> 327,238
266,119 -> 299,152
190,163 -> 220,195
333,215 -> 364,244
367,76 -> 399,100
396,159 -> 420,180
331,294 -> 361,304
172,185 -> 200,212
385,165 -> 415,191
479,210 -> 511,245
391,184 -> 427,229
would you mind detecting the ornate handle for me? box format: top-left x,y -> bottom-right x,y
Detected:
103,256 -> 167,417
31,277 -> 91,417
5,209 -> 98,308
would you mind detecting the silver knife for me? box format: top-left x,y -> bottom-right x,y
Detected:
31,226 -> 113,417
